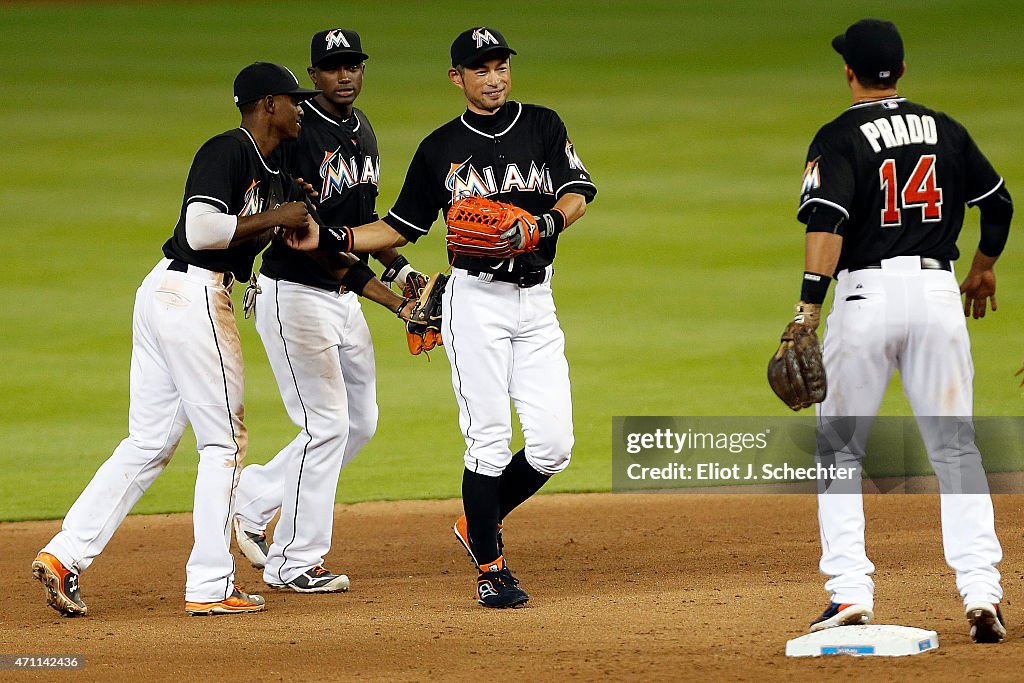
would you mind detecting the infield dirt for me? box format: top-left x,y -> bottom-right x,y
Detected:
2,493 -> 1022,681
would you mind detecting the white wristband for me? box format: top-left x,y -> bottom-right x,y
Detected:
396,263 -> 415,288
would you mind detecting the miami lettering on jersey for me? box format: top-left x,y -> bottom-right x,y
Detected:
240,179 -> 262,217
446,158 -> 553,203
319,148 -> 380,202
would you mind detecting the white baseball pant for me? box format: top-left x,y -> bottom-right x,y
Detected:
233,275 -> 377,585
43,259 -> 246,602
442,267 -> 573,478
815,256 -> 1003,606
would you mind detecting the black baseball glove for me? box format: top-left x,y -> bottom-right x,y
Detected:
405,273 -> 448,355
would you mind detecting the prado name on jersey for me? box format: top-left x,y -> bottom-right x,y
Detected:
798,98 -> 1003,273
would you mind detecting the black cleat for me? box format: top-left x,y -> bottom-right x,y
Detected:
476,557 -> 528,609
267,565 -> 350,593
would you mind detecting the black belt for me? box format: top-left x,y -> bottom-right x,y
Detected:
465,268 -> 546,288
849,257 -> 952,273
168,259 -> 234,287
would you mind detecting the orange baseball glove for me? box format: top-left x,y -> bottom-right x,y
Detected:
445,196 -> 540,259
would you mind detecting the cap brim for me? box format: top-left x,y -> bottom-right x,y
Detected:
831,34 -> 846,57
283,87 -> 321,101
313,50 -> 369,67
459,46 -> 516,68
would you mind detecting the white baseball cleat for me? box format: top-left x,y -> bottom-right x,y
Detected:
809,602 -> 873,632
966,602 -> 1006,643
233,518 -> 269,568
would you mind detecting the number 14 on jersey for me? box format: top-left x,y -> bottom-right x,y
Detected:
879,154 -> 943,226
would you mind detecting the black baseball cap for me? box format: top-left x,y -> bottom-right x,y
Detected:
233,62 -> 319,107
311,28 -> 369,67
832,19 -> 904,81
450,26 -> 516,68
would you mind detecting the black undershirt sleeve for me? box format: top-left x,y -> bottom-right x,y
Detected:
976,185 -> 1013,258
803,203 -> 847,236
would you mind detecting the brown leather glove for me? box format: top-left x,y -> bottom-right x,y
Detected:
767,302 -> 826,411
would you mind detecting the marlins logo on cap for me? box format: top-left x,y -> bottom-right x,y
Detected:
472,28 -> 499,48
451,26 -> 517,67
310,27 -> 369,67
326,29 -> 351,50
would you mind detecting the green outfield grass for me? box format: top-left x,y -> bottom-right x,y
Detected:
1,0 -> 1022,521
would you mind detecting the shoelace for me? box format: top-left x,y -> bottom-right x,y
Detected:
499,568 -> 520,587
310,566 -> 330,577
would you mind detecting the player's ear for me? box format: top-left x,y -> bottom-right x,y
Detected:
307,66 -> 317,85
898,62 -> 906,79
448,67 -> 463,88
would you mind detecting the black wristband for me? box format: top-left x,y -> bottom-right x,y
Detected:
536,210 -> 566,238
319,225 -> 353,253
395,296 -> 413,318
340,260 -> 375,296
380,254 -> 410,283
800,272 -> 832,305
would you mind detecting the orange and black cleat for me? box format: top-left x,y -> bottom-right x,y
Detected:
31,552 -> 88,617
185,586 -> 266,616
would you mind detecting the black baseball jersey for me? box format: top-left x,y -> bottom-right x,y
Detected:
163,127 -> 298,281
261,101 -> 381,290
383,101 -> 597,272
798,97 -> 1003,272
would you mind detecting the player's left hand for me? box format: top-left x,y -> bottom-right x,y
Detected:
500,217 -> 537,251
404,273 -> 448,356
959,269 -> 998,319
766,302 -> 827,411
293,177 -> 319,199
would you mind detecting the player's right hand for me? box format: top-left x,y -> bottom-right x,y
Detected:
281,215 -> 322,251
959,268 -> 997,319
274,201 -> 310,230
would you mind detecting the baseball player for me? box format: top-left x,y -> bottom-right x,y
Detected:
789,19 -> 1013,642
230,28 -> 422,592
284,26 -> 596,607
32,62 -> 320,616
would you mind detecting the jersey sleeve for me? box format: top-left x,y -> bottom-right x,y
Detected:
544,111 -> 597,202
183,135 -> 244,214
797,128 -> 855,224
961,129 -> 1003,206
383,142 -> 441,242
